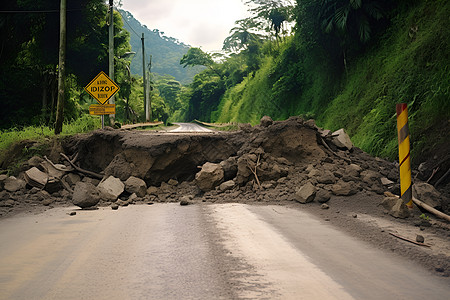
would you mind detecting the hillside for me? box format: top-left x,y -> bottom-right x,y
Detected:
119,9 -> 203,84
183,0 -> 449,167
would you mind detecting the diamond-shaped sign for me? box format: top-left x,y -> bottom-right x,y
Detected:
84,71 -> 120,105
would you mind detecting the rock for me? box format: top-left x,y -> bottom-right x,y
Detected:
316,189 -> 331,203
195,162 -> 224,191
416,235 -> 425,243
27,156 -> 44,167
180,199 -> 191,206
412,182 -> 442,209
168,179 -> 178,186
0,199 -> 14,207
345,164 -> 362,178
4,176 -> 26,192
24,167 -> 48,189
72,181 -> 100,208
239,123 -> 252,132
219,180 -> 235,192
39,161 -> 67,179
64,173 -> 81,186
321,203 -> 330,209
42,197 -> 54,206
317,170 -> 336,184
220,157 -> 238,181
386,197 -> 410,219
124,176 -> 147,197
115,199 -> 129,206
331,129 -> 353,150
331,181 -> 358,196
381,177 -> 394,186
98,176 -> 125,201
44,178 -> 63,194
0,174 -> 7,189
147,186 -> 158,195
295,182 -> 316,203
361,170 -> 381,184
128,193 -> 138,203
260,116 -> 273,127
68,211 -> 76,216
111,203 -> 119,210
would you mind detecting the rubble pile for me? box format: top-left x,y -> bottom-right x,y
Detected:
0,116 -> 446,218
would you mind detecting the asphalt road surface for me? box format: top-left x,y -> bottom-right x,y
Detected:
0,204 -> 448,300
170,123 -> 213,133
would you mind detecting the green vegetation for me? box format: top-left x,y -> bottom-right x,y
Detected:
179,0 -> 449,162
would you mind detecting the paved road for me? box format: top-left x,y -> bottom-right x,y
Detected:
0,204 -> 448,300
170,122 -> 213,133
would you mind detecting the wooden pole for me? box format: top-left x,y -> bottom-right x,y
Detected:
108,0 -> 115,126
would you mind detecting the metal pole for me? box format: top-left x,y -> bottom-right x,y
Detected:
148,55 -> 152,122
141,33 -> 147,122
108,0 -> 115,127
396,103 -> 413,208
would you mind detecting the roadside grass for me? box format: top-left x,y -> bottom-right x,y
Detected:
0,115 -> 101,153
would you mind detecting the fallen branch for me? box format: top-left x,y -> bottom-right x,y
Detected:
60,153 -> 103,179
389,232 -> 431,247
246,154 -> 261,188
319,136 -> 351,163
55,177 -> 73,193
412,197 -> 450,222
43,156 -> 74,172
426,167 -> 439,183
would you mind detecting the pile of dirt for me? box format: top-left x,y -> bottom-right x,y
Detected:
0,116 -> 449,277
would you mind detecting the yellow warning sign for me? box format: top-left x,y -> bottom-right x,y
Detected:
89,104 -> 116,115
84,71 -> 120,105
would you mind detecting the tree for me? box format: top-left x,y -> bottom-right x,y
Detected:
222,18 -> 262,52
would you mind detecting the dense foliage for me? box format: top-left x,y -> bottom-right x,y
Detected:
180,0 -> 449,161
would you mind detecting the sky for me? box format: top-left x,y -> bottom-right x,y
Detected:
120,0 -> 251,52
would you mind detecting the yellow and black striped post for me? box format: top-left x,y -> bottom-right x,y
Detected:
396,103 -> 413,208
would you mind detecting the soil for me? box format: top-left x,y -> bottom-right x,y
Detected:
0,117 -> 449,279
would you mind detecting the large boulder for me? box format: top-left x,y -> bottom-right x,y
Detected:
295,182 -> 316,204
125,176 -> 147,197
97,176 -> 125,201
195,162 -> 224,191
220,157 -> 238,181
4,176 -> 26,192
412,182 -> 442,209
24,167 -> 48,189
72,181 -> 100,208
331,129 -> 353,150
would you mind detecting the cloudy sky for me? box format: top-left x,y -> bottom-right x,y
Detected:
120,0 -> 251,52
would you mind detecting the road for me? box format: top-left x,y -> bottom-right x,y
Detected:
0,204 -> 448,300
170,122 -> 213,133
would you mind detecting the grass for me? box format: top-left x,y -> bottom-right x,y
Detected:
0,115 -> 101,152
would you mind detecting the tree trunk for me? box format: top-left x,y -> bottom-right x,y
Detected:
55,0 -> 66,135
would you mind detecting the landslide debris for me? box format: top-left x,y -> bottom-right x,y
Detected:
0,116 -> 448,218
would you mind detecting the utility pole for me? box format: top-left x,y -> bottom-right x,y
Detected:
55,0 -> 66,135
148,55 -> 152,122
108,0 -> 115,127
141,33 -> 148,122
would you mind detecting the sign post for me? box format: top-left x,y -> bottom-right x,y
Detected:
396,103 -> 413,208
84,71 -> 120,128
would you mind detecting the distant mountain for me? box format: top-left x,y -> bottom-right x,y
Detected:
119,9 -> 203,84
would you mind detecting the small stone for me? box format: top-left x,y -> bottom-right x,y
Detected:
111,204 -> 119,210
324,218 -> 330,221
180,200 -> 190,206
435,267 -> 444,273
416,235 -> 425,243
321,203 -> 330,210
168,179 -> 179,186
352,214 -> 358,218
68,211 -> 76,216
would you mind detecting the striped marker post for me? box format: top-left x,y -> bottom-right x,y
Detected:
396,103 -> 413,208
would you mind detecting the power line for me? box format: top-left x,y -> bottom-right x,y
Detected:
117,8 -> 141,39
